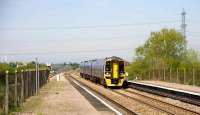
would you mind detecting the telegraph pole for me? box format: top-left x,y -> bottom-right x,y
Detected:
181,8 -> 187,38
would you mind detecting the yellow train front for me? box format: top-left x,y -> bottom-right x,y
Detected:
80,56 -> 127,88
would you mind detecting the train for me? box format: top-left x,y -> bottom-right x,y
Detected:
80,56 -> 128,88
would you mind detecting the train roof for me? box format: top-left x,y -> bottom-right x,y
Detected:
105,56 -> 124,61
81,56 -> 125,63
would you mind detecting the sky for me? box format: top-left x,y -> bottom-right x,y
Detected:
0,0 -> 200,63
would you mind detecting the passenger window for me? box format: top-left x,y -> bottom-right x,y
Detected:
105,61 -> 111,71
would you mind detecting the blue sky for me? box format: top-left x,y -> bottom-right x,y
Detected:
1,0 -> 200,63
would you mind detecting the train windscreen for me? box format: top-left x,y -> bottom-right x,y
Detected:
119,61 -> 124,73
105,61 -> 111,71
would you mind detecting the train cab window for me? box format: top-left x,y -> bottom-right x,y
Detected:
119,61 -> 124,73
105,61 -> 111,71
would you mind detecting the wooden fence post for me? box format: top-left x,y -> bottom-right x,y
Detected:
184,68 -> 186,84
25,69 -> 28,99
193,68 -> 195,86
28,69 -> 31,96
176,68 -> 179,83
148,70 -> 150,80
14,70 -> 18,107
45,70 -> 47,83
169,68 -> 171,82
163,68 -> 166,81
153,68 -> 155,80
33,70 -> 35,94
20,70 -> 24,105
5,70 -> 9,115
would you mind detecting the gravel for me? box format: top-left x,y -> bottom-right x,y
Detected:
125,88 -> 200,114
71,71 -> 200,115
70,73 -> 169,115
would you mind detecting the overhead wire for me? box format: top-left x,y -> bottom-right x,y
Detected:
0,20 -> 179,31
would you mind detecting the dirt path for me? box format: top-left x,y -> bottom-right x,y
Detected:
18,73 -> 110,115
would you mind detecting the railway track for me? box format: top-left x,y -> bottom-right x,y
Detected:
112,89 -> 200,115
66,74 -> 137,115
68,72 -> 200,115
128,81 -> 200,106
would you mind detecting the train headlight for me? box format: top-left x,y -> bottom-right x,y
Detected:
105,72 -> 111,78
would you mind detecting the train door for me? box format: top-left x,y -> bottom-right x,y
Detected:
112,62 -> 119,79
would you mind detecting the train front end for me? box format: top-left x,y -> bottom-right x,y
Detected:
104,57 -> 127,87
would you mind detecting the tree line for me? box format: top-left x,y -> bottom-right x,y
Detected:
0,61 -> 48,73
127,28 -> 200,81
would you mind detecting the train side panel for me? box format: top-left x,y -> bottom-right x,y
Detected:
91,59 -> 104,79
80,62 -> 83,76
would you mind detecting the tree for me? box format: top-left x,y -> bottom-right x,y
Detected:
180,49 -> 200,68
127,28 -> 188,79
141,29 -> 186,67
68,62 -> 79,70
0,63 -> 15,73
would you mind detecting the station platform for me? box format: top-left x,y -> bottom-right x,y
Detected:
19,73 -> 115,115
129,80 -> 200,95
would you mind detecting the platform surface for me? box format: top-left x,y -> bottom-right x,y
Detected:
19,73 -> 115,115
129,80 -> 200,95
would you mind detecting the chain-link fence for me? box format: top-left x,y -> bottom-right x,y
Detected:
0,69 -> 49,114
137,67 -> 200,86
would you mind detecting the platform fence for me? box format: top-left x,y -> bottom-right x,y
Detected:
0,69 -> 49,114
137,67 -> 200,86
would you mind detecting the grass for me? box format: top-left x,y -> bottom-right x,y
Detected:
21,96 -> 43,112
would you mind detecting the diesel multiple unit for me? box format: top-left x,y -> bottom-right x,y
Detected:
80,56 -> 127,87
